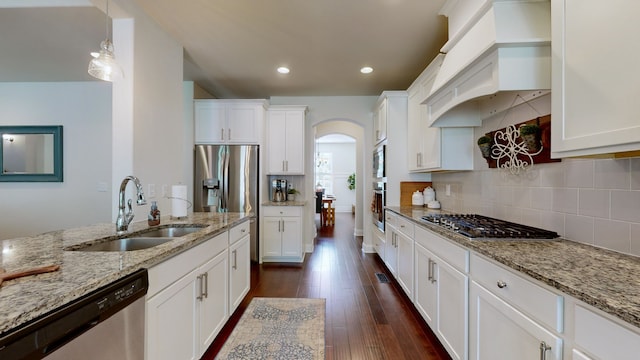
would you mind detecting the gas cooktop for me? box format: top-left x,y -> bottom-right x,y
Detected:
420,214 -> 559,240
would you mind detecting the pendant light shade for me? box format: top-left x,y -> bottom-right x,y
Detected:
88,0 -> 122,81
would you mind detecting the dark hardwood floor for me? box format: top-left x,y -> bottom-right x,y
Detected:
202,212 -> 450,359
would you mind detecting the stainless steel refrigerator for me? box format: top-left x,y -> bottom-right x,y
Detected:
194,145 -> 259,261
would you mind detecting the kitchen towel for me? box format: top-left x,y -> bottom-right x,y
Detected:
171,185 -> 188,218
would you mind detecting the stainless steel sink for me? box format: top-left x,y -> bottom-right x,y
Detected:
74,237 -> 175,251
132,226 -> 204,238
65,225 -> 207,252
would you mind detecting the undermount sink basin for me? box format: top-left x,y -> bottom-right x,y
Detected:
133,226 -> 204,238
74,237 -> 175,252
65,224 -> 207,252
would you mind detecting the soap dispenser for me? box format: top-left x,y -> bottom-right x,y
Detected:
148,201 -> 161,226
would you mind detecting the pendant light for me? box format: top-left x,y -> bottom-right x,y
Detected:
88,0 -> 123,81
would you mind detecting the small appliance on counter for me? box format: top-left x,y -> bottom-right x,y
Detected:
271,179 -> 288,202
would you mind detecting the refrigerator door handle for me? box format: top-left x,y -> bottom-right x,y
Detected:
222,146 -> 230,211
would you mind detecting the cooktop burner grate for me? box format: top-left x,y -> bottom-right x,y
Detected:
420,214 -> 559,240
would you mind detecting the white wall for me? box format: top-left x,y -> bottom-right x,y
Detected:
432,93 -> 640,257
316,142 -> 356,213
0,82 -> 112,239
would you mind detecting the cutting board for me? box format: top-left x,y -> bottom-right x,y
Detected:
400,181 -> 432,207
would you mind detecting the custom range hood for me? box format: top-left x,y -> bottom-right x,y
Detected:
424,0 -> 551,127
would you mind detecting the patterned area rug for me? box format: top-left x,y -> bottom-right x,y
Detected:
216,297 -> 326,360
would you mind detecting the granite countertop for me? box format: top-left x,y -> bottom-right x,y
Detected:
0,212 -> 251,335
386,206 -> 640,329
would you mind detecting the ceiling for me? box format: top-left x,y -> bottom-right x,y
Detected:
0,0 -> 449,99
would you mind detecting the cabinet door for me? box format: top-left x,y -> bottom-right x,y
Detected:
146,269 -> 199,360
407,87 -> 423,171
434,253 -> 468,360
262,216 -> 282,257
551,0 -> 640,157
469,281 -> 562,360
396,230 -> 414,300
266,111 -> 287,174
229,234 -> 250,313
414,243 -> 437,326
281,216 -> 302,258
375,99 -> 387,143
195,102 -> 226,144
198,250 -> 229,356
283,111 -> 304,174
384,230 -> 398,276
226,103 -> 261,144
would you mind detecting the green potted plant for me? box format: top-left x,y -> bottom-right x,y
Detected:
477,135 -> 493,158
287,188 -> 300,201
347,173 -> 356,190
519,123 -> 541,153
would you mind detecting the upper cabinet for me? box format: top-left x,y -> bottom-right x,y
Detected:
551,0 -> 640,158
407,55 -> 474,172
374,99 -> 388,144
194,100 -> 266,144
266,106 -> 307,175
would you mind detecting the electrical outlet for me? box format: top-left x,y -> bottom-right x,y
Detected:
446,184 -> 451,196
148,184 -> 156,198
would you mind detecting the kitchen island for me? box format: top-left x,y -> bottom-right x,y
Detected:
0,212 -> 251,336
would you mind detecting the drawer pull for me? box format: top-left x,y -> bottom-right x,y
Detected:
496,280 -> 508,289
539,341 -> 551,360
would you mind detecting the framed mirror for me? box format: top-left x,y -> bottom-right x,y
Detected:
0,126 -> 63,182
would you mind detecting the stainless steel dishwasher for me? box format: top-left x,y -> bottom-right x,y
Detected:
0,269 -> 148,360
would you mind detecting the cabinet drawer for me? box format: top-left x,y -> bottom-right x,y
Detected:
415,225 -> 468,272
262,206 -> 301,217
470,254 -> 563,332
574,304 -> 640,360
395,216 -> 414,238
385,211 -> 397,228
148,231 -> 228,297
229,220 -> 250,245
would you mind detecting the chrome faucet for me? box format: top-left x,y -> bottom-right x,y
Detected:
116,175 -> 147,232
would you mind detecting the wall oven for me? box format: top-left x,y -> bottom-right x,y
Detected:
373,144 -> 385,179
372,181 -> 386,231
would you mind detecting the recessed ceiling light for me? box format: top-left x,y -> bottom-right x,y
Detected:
360,66 -> 373,74
277,67 -> 290,74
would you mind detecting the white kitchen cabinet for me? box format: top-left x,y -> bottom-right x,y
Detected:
194,100 -> 266,144
551,0 -> 640,157
374,98 -> 387,144
414,225 -> 468,360
407,55 -> 474,172
384,212 -> 398,276
571,303 -> 640,360
372,226 -> 386,261
469,254 -> 563,360
229,221 -> 251,314
266,106 -> 306,175
262,206 -> 303,262
146,232 -> 229,360
384,212 -> 415,300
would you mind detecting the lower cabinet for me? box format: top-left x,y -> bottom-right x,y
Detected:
469,281 -> 562,360
229,232 -> 250,314
145,221 -> 252,360
146,236 -> 228,360
262,206 -> 303,262
414,226 -> 468,360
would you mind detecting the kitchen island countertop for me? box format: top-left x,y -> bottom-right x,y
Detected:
0,212 -> 251,335
386,206 -> 640,329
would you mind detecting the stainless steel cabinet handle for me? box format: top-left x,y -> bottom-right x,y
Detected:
203,272 -> 208,299
427,259 -> 433,281
430,260 -> 437,283
285,160 -> 289,172
228,128 -> 231,140
539,341 -> 551,360
232,249 -> 237,270
282,219 -> 285,232
497,280 -> 508,289
220,128 -> 224,141
196,274 -> 204,300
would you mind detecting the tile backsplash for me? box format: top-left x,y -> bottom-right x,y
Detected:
432,157 -> 640,257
